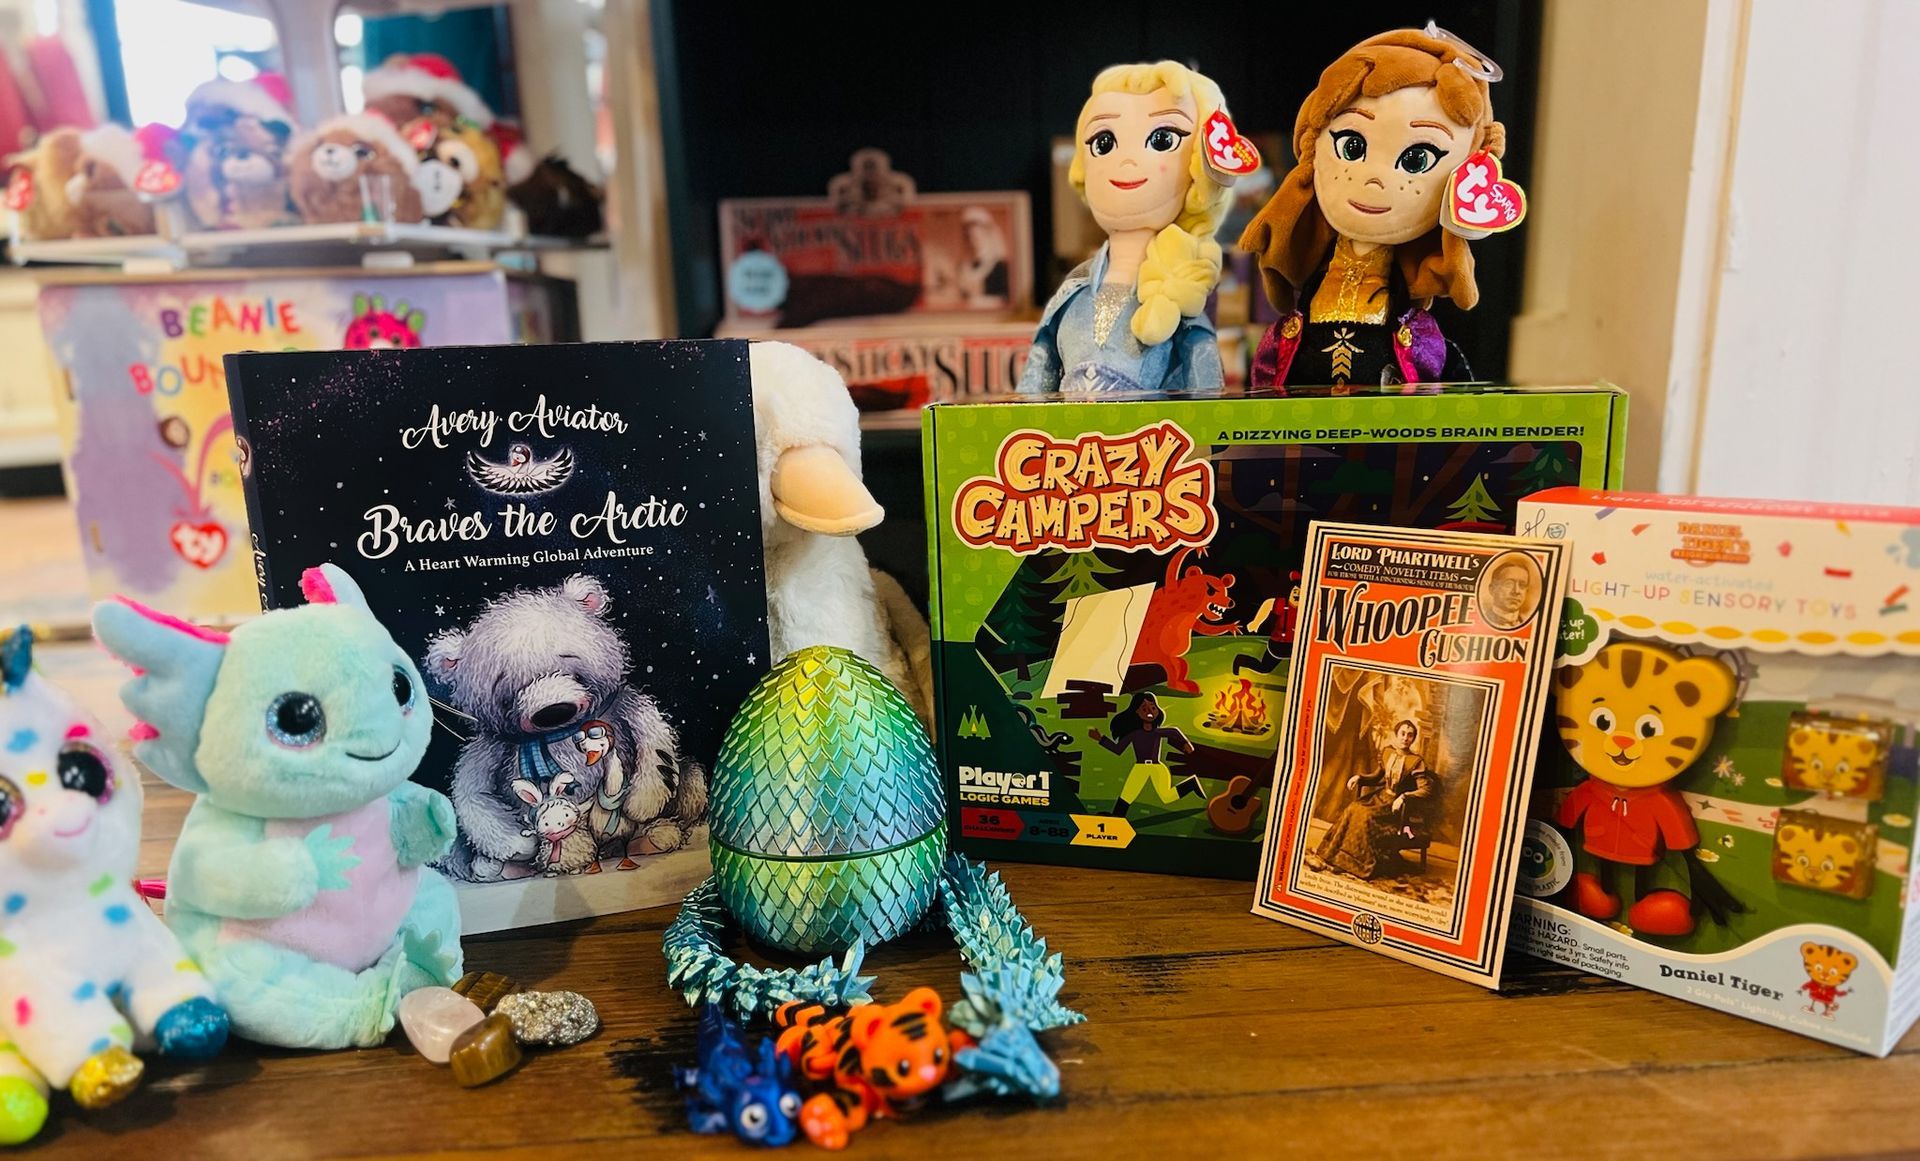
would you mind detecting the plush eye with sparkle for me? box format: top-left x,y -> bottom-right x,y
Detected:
266,692 -> 327,748
392,665 -> 416,712
57,740 -> 113,801
1086,129 -> 1117,158
1145,125 -> 1187,152
1396,143 -> 1445,174
1330,129 -> 1367,162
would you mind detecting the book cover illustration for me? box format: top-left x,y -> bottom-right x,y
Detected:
226,340 -> 769,931
1252,522 -> 1569,988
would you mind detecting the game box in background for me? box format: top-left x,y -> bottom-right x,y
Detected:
1513,490 -> 1920,1054
923,385 -> 1628,878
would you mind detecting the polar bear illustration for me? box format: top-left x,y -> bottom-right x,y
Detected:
424,574 -> 707,882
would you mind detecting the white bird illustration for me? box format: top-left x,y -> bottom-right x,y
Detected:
465,442 -> 574,494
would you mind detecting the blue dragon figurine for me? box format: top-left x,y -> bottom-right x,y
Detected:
675,1002 -> 802,1147
92,564 -> 463,1049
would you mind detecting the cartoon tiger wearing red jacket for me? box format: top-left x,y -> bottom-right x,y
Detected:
773,988 -> 972,1149
1553,641 -> 1742,937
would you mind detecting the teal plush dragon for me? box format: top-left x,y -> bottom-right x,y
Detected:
92,565 -> 463,1049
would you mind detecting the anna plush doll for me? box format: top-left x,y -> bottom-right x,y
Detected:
1240,26 -> 1512,392
1019,61 -> 1252,395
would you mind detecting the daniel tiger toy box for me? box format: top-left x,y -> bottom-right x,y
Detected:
1513,488 -> 1920,1054
921,384 -> 1626,878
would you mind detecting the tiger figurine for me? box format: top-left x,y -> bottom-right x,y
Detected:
1552,640 -> 1741,936
1773,812 -> 1876,898
1798,941 -> 1858,1017
1783,720 -> 1887,799
772,987 -> 972,1150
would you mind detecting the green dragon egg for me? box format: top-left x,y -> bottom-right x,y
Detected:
709,645 -> 946,956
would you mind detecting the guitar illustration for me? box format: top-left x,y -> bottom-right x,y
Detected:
1206,775 -> 1263,836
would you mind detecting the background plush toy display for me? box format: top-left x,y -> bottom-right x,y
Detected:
92,565 -> 464,1049
175,76 -> 299,230
1017,61 -> 1245,395
69,124 -> 155,237
508,154 -> 604,238
6,127 -> 83,241
748,341 -> 931,722
1238,24 -> 1513,389
407,116 -> 507,230
362,53 -> 532,186
0,628 -> 228,1145
287,112 -> 423,225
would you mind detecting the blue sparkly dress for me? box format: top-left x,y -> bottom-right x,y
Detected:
1016,245 -> 1222,395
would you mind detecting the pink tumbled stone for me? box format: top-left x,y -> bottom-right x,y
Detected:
398,986 -> 486,1064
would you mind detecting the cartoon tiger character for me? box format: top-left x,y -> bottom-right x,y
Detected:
1552,641 -> 1740,936
772,988 -> 972,1150
1798,941 -> 1858,1017
1773,813 -> 1875,898
1783,722 -> 1885,798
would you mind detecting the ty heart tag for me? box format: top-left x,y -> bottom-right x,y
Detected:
1444,150 -> 1526,239
403,117 -> 439,153
135,160 -> 181,197
169,521 -> 228,569
1202,110 -> 1260,180
4,168 -> 32,212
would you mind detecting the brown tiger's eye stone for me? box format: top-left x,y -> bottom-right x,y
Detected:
448,1014 -> 522,1087
451,970 -> 522,1013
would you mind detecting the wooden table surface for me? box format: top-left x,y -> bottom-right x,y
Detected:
9,498 -> 1920,1159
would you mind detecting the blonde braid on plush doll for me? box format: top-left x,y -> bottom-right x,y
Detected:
1020,60 -> 1252,395
1071,62 -> 1232,346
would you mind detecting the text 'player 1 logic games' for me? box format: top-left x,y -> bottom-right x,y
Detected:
923,385 -> 1628,878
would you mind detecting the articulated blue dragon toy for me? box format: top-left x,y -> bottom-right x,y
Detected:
675,1002 -> 802,1147
93,564 -> 463,1049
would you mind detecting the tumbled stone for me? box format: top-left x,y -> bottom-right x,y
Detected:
449,1014 -> 522,1087
494,990 -> 599,1047
399,986 -> 486,1065
451,970 -> 522,1013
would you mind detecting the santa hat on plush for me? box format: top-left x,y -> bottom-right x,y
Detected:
363,53 -> 531,182
364,53 -> 492,124
183,72 -> 296,129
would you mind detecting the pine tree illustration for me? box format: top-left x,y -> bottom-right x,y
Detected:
1512,444 -> 1574,494
1445,474 -> 1502,525
1043,551 -> 1122,602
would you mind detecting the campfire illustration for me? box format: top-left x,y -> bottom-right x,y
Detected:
1204,678 -> 1272,736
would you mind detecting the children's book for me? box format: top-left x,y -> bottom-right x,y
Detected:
226,341 -> 770,932
1251,522 -> 1569,988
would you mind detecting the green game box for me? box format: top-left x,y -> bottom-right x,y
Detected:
922,385 -> 1629,878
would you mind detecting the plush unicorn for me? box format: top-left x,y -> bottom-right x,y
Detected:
0,627 -> 228,1145
91,565 -> 464,1050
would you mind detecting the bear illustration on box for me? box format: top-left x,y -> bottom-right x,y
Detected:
424,574 -> 708,882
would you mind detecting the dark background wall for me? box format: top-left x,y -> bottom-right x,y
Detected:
654,1 -> 1540,379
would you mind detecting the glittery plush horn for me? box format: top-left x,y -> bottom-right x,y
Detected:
1,624 -> 31,693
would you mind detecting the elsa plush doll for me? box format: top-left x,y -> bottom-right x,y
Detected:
1018,61 -> 1251,396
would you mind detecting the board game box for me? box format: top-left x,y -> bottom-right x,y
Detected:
922,384 -> 1628,878
226,341 -> 770,932
1252,523 -> 1569,988
1512,489 -> 1920,1053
